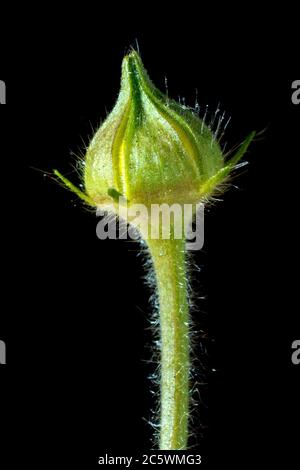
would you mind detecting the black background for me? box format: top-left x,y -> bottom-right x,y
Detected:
0,8 -> 299,468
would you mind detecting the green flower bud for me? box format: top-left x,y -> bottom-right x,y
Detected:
55,50 -> 254,209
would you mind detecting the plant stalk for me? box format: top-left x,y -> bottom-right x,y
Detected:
146,234 -> 190,450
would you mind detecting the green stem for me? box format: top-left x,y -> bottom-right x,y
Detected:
146,235 -> 190,450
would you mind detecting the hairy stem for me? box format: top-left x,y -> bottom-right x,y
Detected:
146,235 -> 190,450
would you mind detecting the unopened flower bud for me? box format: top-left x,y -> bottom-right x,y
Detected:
55,50 -> 254,211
